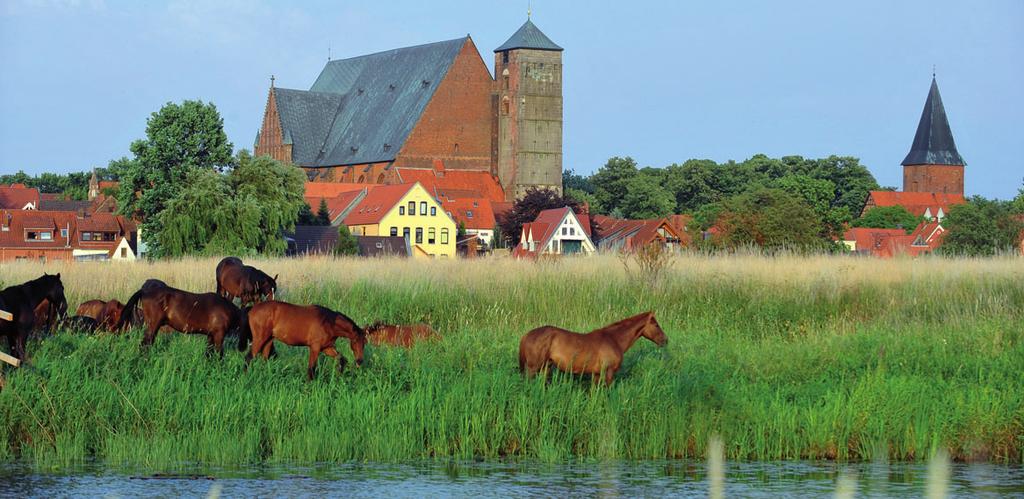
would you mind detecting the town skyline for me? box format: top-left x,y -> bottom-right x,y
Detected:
1,0 -> 1021,199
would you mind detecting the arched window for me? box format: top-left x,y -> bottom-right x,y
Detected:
376,174 -> 385,183
357,175 -> 365,183
502,96 -> 510,115
453,143 -> 459,154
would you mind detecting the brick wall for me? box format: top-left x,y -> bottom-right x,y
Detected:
255,88 -> 293,163
903,164 -> 964,195
397,38 -> 494,172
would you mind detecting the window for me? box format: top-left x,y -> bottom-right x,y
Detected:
403,227 -> 410,240
501,96 -> 510,115
120,247 -> 127,258
569,227 -> 575,236
454,143 -> 459,154
415,228 -> 423,244
440,228 -> 449,244
399,206 -> 405,215
561,227 -> 567,236
82,232 -> 92,241
420,202 -> 427,215
40,231 -> 52,240
408,201 -> 416,215
390,227 -> 398,237
502,51 -> 509,64
428,228 -> 436,244
430,207 -> 436,216
466,210 -> 474,219
60,228 -> 68,238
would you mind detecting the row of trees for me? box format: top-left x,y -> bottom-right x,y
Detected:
0,170 -> 111,201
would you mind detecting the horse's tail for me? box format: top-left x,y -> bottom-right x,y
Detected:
233,306 -> 251,352
115,289 -> 144,331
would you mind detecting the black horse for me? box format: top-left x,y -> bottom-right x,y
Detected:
0,274 -> 68,360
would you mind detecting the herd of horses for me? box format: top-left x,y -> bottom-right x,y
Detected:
0,258 -> 668,384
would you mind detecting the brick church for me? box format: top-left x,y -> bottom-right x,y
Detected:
255,19 -> 563,202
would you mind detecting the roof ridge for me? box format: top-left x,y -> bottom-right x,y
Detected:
325,36 -> 469,65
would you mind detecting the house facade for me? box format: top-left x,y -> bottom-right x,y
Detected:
343,182 -> 456,258
513,207 -> 595,257
0,210 -> 137,262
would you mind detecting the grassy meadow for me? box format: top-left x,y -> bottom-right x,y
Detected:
0,253 -> 1022,470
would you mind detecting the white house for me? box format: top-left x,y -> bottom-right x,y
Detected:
514,207 -> 595,257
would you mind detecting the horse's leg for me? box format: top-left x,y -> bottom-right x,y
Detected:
306,346 -> 321,381
322,346 -> 346,373
212,330 -> 225,359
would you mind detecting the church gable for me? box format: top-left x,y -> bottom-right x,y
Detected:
398,37 -> 496,171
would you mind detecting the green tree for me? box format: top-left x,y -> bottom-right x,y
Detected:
852,206 -> 924,234
1011,181 -> 1024,214
316,199 -> 332,225
335,225 -> 359,256
563,187 -> 601,213
709,188 -> 828,252
773,174 -> 851,237
621,173 -> 675,219
590,157 -> 638,215
497,187 -> 585,246
562,169 -> 594,193
117,100 -> 234,257
228,151 -> 306,254
297,202 -> 318,225
941,197 -> 1024,256
457,221 -> 467,241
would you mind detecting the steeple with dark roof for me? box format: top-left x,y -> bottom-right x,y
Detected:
494,19 -> 563,52
901,77 -> 965,166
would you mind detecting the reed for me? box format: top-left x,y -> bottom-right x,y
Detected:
0,253 -> 1021,469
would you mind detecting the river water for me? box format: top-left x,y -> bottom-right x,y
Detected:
2,460 -> 1022,497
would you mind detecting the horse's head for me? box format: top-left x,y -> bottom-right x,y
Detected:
258,273 -> 278,302
39,273 -> 68,317
330,312 -> 366,368
641,312 -> 668,347
106,300 -> 125,327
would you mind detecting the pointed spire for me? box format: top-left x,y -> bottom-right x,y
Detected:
495,19 -> 563,52
901,77 -> 965,166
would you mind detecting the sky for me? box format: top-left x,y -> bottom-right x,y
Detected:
0,0 -> 1021,199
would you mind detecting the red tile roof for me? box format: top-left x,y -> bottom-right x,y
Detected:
0,210 -> 136,253
442,198 -> 496,230
864,191 -> 966,218
343,183 -> 415,226
593,215 -> 689,250
519,207 -> 592,253
0,184 -> 40,209
395,167 -> 505,203
304,182 -> 367,199
305,189 -> 366,224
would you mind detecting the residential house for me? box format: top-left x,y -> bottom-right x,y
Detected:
0,184 -> 40,210
443,197 -> 496,246
861,191 -> 965,222
356,236 -> 410,257
342,182 -> 457,258
512,207 -> 595,258
592,214 -> 689,252
0,210 -> 137,262
303,182 -> 368,225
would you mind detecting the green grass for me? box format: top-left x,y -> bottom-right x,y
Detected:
0,255 -> 1022,470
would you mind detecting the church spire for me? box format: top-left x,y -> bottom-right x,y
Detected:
901,77 -> 965,166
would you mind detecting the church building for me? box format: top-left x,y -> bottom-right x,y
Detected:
255,20 -> 564,202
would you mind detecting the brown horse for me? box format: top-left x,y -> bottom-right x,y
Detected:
76,299 -> 125,331
365,322 -> 440,347
246,301 -> 366,381
216,257 -> 277,306
518,311 -> 668,386
116,284 -> 247,358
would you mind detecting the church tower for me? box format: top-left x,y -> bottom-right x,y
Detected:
901,77 -> 965,194
494,19 -> 563,201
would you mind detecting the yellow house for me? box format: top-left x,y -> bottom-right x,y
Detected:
343,182 -> 457,258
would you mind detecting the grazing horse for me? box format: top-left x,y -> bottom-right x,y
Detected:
215,257 -> 277,306
32,298 -> 60,335
58,315 -> 100,334
0,274 -> 68,360
246,301 -> 366,381
365,322 -> 440,348
76,299 -> 125,331
116,284 -> 247,358
518,311 -> 669,386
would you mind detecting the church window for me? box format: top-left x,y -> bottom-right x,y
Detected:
357,175 -> 365,183
454,143 -> 459,153
377,174 -> 385,183
502,96 -> 510,115
502,51 -> 509,64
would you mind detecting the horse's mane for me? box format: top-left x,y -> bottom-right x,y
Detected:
588,311 -> 651,335
315,305 -> 365,338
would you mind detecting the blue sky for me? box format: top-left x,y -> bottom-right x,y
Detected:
1,0 -> 1021,199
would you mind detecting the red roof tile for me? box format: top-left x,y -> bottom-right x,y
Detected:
0,184 -> 40,209
343,183 -> 415,225
865,191 -> 966,217
305,189 -> 366,224
304,182 -> 366,199
443,198 -> 496,230
396,167 -> 505,203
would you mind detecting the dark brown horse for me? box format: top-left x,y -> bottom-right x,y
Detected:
518,311 -> 668,386
365,322 -> 440,348
116,284 -> 247,358
216,257 -> 277,306
76,299 -> 125,331
0,274 -> 67,360
246,301 -> 366,381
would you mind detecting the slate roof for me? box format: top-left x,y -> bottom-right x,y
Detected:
357,236 -> 410,257
494,19 -> 563,52
286,225 -> 338,256
901,78 -> 965,166
40,199 -> 92,212
273,37 -> 468,168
